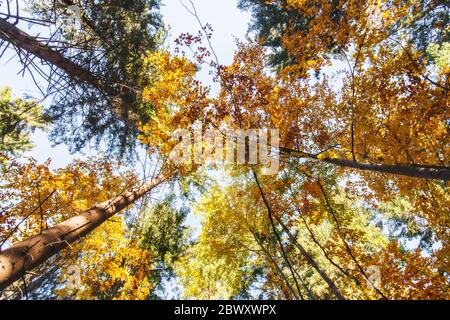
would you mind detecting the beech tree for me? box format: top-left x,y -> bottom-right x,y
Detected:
0,0 -> 448,300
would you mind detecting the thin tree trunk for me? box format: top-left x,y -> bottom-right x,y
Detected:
322,158 -> 450,181
252,170 -> 346,300
0,19 -> 112,95
275,217 -> 346,300
280,147 -> 450,181
251,231 -> 300,300
0,174 -> 168,291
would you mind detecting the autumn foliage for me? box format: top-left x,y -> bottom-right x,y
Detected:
0,0 -> 448,300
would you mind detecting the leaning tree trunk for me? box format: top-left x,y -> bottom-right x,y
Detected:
321,158 -> 450,181
252,170 -> 346,300
0,19 -> 112,95
0,174 -> 169,291
280,147 -> 450,181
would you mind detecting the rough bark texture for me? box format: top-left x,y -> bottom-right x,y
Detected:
322,158 -> 450,181
279,147 -> 450,181
0,174 -> 168,291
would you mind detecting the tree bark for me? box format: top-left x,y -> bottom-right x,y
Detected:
280,147 -> 450,181
0,174 -> 168,291
321,157 -> 450,181
0,19 -> 112,95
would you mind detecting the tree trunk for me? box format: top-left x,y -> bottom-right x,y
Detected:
275,217 -> 346,300
321,158 -> 450,181
280,147 -> 450,181
0,174 -> 169,291
0,19 -> 112,95
252,170 -> 345,300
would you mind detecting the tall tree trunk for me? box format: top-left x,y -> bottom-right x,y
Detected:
276,217 -> 346,300
252,170 -> 346,300
0,174 -> 169,291
322,158 -> 450,181
280,147 -> 450,181
0,19 -> 112,95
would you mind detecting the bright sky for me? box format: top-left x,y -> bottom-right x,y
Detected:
0,0 -> 252,169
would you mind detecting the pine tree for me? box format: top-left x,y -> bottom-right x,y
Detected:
0,0 -> 164,158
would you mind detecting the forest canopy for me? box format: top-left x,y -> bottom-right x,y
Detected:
0,0 -> 448,300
